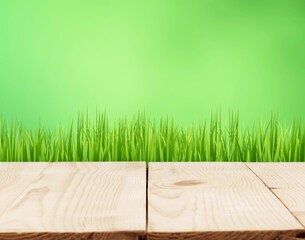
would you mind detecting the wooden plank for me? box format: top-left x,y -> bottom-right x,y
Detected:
0,162 -> 146,240
247,163 -> 305,227
148,162 -> 304,240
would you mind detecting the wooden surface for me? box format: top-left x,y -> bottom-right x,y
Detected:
1,162 -> 305,240
248,163 -> 305,227
0,162 -> 146,240
148,162 -> 304,240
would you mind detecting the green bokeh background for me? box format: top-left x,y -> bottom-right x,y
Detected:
1,0 -> 305,127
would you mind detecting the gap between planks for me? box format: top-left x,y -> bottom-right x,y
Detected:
247,163 -> 305,229
246,163 -> 305,230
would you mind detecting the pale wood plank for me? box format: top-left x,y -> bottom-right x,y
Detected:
148,162 -> 304,240
0,162 -> 146,240
247,163 -> 305,227
0,163 -> 49,214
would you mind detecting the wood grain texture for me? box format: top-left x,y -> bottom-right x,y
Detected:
247,163 -> 305,227
0,162 -> 146,240
148,162 -> 304,240
0,231 -> 146,240
148,230 -> 305,240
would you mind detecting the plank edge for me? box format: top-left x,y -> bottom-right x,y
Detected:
0,231 -> 146,240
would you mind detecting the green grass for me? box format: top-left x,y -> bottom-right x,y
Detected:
0,112 -> 305,162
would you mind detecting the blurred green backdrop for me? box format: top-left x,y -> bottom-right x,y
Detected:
0,0 -> 305,127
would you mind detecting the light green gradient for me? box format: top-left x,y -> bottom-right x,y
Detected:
1,0 -> 305,127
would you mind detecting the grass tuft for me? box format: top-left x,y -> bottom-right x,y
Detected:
0,112 -> 304,162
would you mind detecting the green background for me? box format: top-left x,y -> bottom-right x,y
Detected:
1,0 -> 305,127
